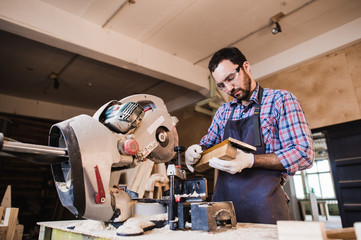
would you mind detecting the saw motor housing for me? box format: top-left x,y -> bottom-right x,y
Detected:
49,94 -> 178,222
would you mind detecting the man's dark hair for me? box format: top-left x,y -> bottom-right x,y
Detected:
208,47 -> 247,73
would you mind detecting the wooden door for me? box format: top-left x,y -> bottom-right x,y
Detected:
325,120 -> 361,227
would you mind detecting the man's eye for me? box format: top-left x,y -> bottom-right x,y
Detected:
217,83 -> 225,88
227,73 -> 236,81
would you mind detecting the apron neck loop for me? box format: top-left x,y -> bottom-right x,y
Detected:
229,85 -> 264,120
254,85 -> 263,115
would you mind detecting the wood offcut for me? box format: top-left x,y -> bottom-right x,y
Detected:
194,137 -> 256,172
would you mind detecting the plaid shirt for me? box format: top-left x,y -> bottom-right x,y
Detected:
200,84 -> 314,178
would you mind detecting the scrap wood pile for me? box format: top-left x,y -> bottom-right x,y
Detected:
0,185 -> 23,240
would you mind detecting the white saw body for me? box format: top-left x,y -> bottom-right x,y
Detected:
48,94 -> 178,222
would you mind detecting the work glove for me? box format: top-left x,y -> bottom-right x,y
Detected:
185,144 -> 203,172
209,149 -> 254,174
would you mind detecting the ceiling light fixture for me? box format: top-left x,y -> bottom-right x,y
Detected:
47,54 -> 78,90
271,12 -> 284,35
49,72 -> 60,89
271,22 -> 282,35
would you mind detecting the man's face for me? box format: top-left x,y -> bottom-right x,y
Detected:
212,60 -> 252,101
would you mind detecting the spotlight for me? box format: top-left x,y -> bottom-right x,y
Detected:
49,72 -> 60,89
53,78 -> 60,89
271,22 -> 282,35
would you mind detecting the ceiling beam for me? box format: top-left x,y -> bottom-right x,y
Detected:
0,94 -> 95,120
0,0 -> 210,96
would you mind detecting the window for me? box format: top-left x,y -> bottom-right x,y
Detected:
293,133 -> 336,199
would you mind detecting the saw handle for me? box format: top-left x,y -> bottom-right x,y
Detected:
174,146 -> 185,168
94,165 -> 106,204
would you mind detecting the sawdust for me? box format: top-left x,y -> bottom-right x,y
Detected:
70,219 -> 116,232
175,190 -> 206,198
116,216 -> 155,235
40,220 -> 278,240
116,224 -> 147,235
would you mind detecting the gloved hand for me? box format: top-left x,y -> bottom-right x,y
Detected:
209,149 -> 254,174
185,144 -> 203,172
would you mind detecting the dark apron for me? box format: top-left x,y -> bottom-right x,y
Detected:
212,86 -> 291,224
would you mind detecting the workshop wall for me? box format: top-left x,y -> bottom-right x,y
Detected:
0,113 -> 75,239
259,40 -> 361,129
172,104 -> 212,149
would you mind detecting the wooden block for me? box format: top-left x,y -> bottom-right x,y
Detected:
194,137 -> 256,172
0,226 -> 7,240
137,160 -> 155,198
194,143 -> 237,172
0,225 -> 21,240
129,160 -> 155,198
0,206 -> 4,221
13,225 -> 24,240
277,221 -> 327,240
129,162 -> 148,192
326,227 -> 356,239
355,222 -> 361,240
3,208 -> 19,240
1,185 -> 11,208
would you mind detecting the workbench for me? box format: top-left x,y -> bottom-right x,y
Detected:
38,220 -> 278,240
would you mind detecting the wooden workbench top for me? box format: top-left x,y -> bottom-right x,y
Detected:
38,220 -> 278,240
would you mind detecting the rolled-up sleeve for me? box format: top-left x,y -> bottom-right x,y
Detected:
273,92 -> 315,176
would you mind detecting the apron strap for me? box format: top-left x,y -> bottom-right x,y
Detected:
228,85 -> 264,147
253,86 -> 263,147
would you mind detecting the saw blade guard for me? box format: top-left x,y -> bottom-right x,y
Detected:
120,94 -> 179,164
94,94 -> 179,164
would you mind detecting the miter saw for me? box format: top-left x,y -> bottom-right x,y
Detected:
0,94 -> 236,233
0,94 -> 178,222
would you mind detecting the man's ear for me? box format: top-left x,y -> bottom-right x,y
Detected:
243,61 -> 251,73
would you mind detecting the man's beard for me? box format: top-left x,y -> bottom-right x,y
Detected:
230,71 -> 251,100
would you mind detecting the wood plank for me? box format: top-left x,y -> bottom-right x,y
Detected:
0,226 -> 7,240
202,137 -> 256,155
278,220 -> 357,240
194,137 -> 256,172
194,143 -> 237,172
326,227 -> 356,239
137,160 -> 155,198
277,221 -> 327,240
129,160 -> 155,198
1,185 -> 11,208
0,207 -> 3,221
0,225 -> 24,240
3,208 -> 19,240
354,222 -> 361,240
13,224 -> 24,240
129,162 -> 147,192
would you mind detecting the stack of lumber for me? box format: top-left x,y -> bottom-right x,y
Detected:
0,185 -> 23,240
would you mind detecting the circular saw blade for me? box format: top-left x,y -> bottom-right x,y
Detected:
148,126 -> 178,163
